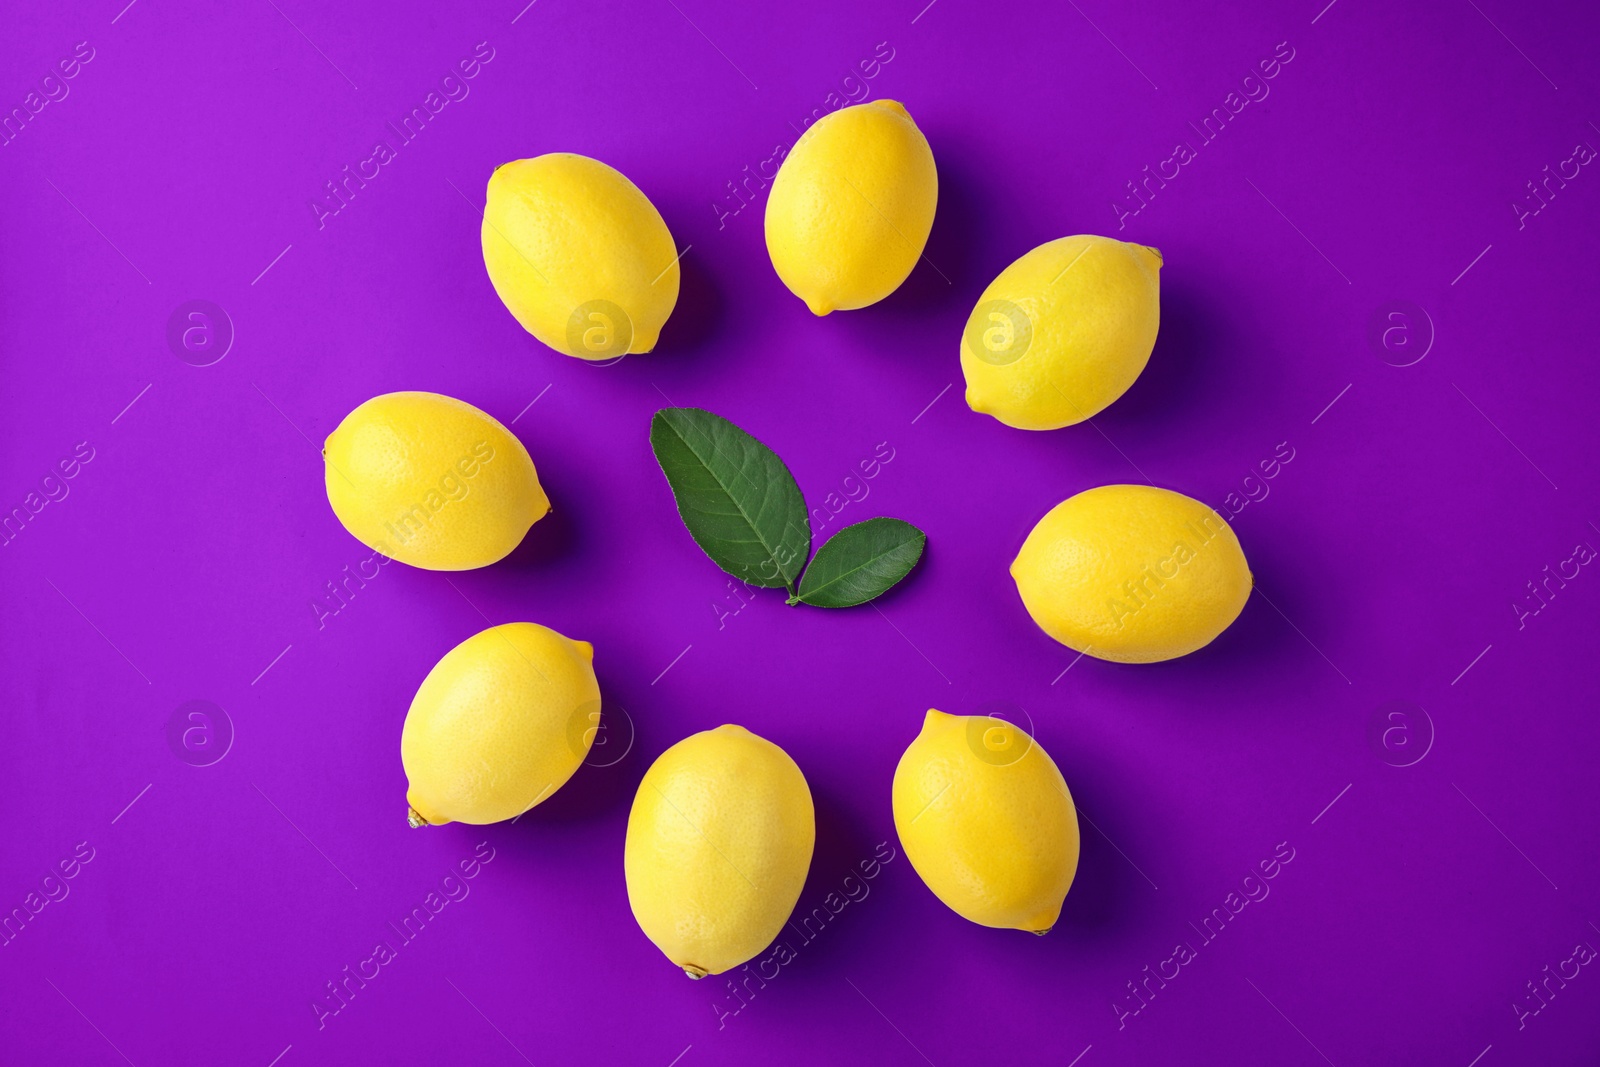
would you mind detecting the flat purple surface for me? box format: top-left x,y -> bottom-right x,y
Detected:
3,1 -> 1598,1064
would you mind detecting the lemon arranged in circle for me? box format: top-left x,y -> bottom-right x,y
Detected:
402,622 -> 600,827
624,725 -> 815,978
1011,484 -> 1251,663
765,100 -> 937,315
324,392 -> 548,570
481,153 -> 680,359
892,710 -> 1079,933
963,235 -> 1162,430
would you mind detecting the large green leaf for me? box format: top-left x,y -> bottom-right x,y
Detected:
791,517 -> 925,608
650,408 -> 810,591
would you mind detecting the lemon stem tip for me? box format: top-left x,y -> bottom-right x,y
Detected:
406,806 -> 429,828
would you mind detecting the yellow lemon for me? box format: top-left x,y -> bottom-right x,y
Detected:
402,622 -> 600,827
962,235 -> 1161,430
1011,484 -> 1251,663
765,100 -> 937,314
324,392 -> 548,571
624,725 -> 815,977
481,153 -> 680,359
892,710 -> 1079,932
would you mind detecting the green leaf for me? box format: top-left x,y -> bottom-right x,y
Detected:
650,408 -> 811,591
791,517 -> 925,608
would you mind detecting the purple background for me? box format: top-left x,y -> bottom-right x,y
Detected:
3,0 -> 1598,1063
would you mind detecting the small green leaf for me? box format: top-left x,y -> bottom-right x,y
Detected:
650,408 -> 810,591
791,517 -> 925,608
